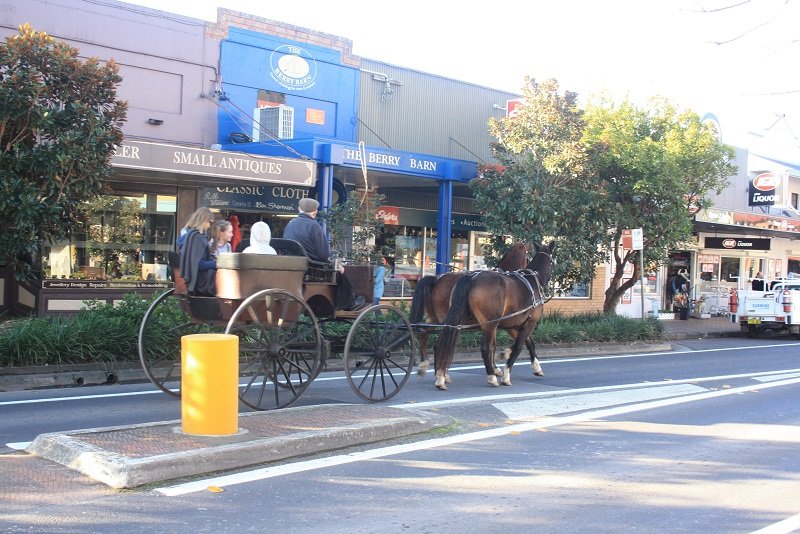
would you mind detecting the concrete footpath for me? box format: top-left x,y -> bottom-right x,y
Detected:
8,315 -> 741,491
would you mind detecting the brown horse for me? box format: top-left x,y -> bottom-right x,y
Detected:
433,241 -> 556,390
409,243 -> 533,378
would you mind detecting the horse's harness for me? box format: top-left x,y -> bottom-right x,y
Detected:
449,253 -> 553,331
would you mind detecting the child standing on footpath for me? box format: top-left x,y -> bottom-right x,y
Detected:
373,256 -> 389,305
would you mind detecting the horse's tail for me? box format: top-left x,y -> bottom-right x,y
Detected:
410,275 -> 436,324
435,274 -> 473,372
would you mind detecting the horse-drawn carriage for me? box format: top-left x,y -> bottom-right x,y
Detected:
137,238 -> 415,411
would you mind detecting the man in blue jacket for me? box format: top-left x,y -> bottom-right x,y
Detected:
283,198 -> 330,264
284,198 -> 365,310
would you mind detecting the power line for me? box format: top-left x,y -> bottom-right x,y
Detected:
206,94 -> 313,161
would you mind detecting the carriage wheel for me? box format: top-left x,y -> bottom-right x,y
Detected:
343,304 -> 415,402
225,289 -> 322,411
138,289 -> 213,397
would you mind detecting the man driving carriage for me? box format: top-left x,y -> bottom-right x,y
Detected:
284,198 -> 366,311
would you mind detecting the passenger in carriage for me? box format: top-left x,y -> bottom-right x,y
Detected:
209,220 -> 233,258
284,198 -> 366,310
283,198 -> 332,264
242,221 -> 277,255
178,207 -> 217,296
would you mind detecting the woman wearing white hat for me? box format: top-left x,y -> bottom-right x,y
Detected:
242,221 -> 277,255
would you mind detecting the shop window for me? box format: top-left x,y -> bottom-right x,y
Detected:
450,231 -> 469,273
42,193 -> 177,281
552,281 -> 590,299
789,258 -> 800,278
743,257 -> 764,280
698,254 -> 720,282
423,232 -> 437,277
720,256 -> 740,284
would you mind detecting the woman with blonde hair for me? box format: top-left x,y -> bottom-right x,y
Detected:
178,207 -> 216,295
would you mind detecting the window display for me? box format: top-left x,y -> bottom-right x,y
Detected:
42,193 -> 177,281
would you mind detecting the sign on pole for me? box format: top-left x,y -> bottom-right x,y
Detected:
631,228 -> 643,250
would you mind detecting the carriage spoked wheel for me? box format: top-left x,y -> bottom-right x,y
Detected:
224,288 -> 322,411
138,289 -> 214,397
343,304 -> 415,402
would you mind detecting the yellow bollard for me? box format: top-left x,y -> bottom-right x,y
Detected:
181,333 -> 239,436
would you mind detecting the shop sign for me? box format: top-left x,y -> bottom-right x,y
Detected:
112,140 -> 315,186
333,145 -> 450,178
42,280 -> 169,289
201,185 -> 311,213
269,45 -> 318,91
696,208 -> 799,234
704,237 -> 771,251
452,214 -> 486,231
507,98 -> 525,117
748,172 -> 780,206
375,206 -> 400,225
380,207 -> 486,231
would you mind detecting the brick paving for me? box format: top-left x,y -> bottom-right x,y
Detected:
660,314 -> 740,339
73,404 -> 411,458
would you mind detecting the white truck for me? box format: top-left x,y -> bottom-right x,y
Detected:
730,279 -> 800,338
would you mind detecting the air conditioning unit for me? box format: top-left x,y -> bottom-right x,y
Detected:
252,105 -> 294,141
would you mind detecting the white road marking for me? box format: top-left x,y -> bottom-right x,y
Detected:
753,372 -> 800,382
494,384 -> 706,419
394,367 -> 800,409
0,389 -> 164,406
157,375 -> 800,496
750,511 -> 800,533
2,341 -> 797,407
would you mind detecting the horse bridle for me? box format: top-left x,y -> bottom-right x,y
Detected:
523,249 -> 556,303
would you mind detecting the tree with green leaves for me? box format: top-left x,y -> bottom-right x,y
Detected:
472,79 -> 736,313
0,24 -> 127,280
318,190 -> 384,264
472,78 -> 608,287
583,96 -> 736,311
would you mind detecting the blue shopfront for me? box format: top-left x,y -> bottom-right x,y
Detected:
215,27 -> 481,276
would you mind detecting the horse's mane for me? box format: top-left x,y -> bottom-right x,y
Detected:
498,243 -> 528,271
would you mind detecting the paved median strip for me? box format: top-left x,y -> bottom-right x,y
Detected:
24,404 -> 452,489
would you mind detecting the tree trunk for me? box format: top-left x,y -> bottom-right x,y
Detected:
603,260 -> 641,313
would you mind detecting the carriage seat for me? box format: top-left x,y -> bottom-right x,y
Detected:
234,237 -> 335,283
215,252 -> 307,300
270,238 -> 336,283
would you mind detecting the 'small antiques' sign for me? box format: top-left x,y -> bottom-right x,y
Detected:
112,140 -> 315,186
704,237 -> 771,251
